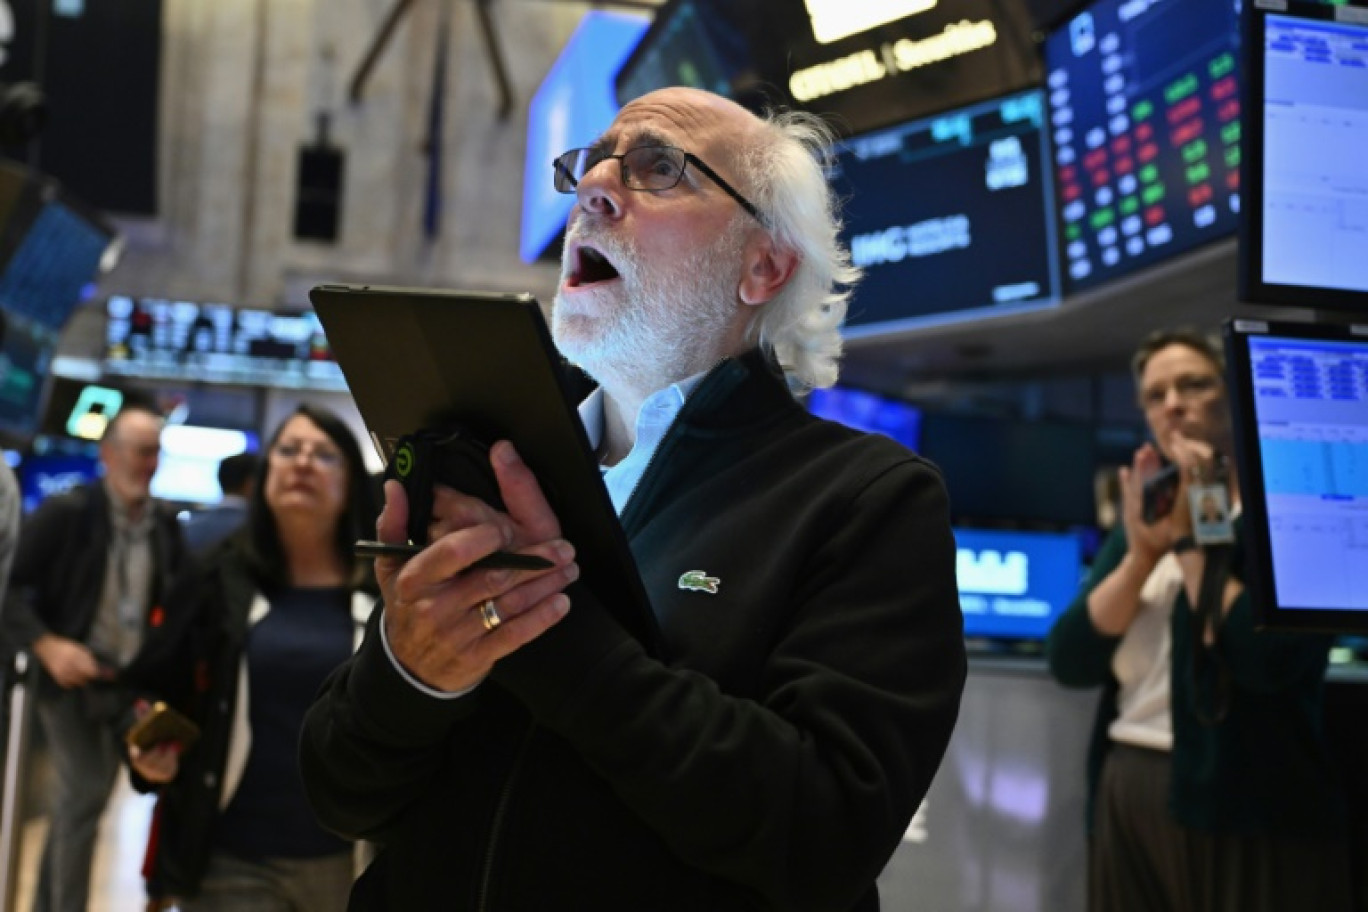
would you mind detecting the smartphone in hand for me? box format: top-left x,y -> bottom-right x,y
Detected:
1141,463 -> 1180,524
125,701 -> 200,751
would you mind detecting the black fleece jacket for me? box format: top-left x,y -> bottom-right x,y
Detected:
300,349 -> 967,911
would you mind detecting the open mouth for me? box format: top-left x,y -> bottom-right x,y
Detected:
567,243 -> 621,288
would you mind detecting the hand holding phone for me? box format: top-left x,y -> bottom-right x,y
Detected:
1141,463 -> 1180,524
125,701 -> 200,751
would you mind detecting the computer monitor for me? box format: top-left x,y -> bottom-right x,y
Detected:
17,438 -> 100,514
150,425 -> 260,506
1237,0 -> 1368,312
1043,0 -> 1242,294
519,10 -> 649,264
614,0 -> 1040,136
917,412 -> 1099,527
1223,316 -> 1368,633
0,165 -> 116,442
956,527 -> 1085,641
830,88 -> 1060,335
806,386 -> 921,450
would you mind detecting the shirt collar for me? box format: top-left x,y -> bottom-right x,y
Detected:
578,373 -> 706,461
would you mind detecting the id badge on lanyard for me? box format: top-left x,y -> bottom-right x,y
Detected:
1189,458 -> 1234,546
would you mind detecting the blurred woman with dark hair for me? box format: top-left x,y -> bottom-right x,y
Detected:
121,404 -> 377,911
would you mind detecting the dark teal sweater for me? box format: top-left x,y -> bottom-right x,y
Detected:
1045,523 -> 1345,839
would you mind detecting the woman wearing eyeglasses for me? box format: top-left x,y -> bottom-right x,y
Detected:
1046,329 -> 1349,912
120,404 -> 378,911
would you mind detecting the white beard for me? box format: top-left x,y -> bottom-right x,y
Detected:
553,216 -> 749,398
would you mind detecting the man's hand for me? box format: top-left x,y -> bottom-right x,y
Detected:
32,634 -> 111,689
377,441 -> 579,693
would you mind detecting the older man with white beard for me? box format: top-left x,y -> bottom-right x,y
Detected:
301,87 -> 966,912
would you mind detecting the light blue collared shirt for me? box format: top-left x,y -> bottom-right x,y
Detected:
381,372 -> 704,699
577,374 -> 704,514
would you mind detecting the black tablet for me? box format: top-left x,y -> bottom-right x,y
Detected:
309,284 -> 660,651
1223,316 -> 1368,634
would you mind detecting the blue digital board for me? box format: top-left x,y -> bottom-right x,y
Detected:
519,11 -> 650,264
807,385 -> 921,451
955,527 -> 1085,640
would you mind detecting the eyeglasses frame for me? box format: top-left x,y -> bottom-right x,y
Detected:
553,145 -> 767,226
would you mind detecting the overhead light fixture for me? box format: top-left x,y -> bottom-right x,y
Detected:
805,0 -> 937,45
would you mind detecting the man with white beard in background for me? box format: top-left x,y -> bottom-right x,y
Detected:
301,87 -> 966,911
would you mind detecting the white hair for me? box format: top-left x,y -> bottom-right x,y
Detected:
738,109 -> 861,391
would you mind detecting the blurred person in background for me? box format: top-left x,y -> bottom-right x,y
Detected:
1046,328 -> 1349,912
180,451 -> 261,556
123,404 -> 376,911
1,401 -> 190,912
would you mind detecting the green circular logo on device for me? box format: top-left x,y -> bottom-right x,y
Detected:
394,443 -> 414,478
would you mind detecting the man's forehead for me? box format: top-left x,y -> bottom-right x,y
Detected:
599,90 -> 754,152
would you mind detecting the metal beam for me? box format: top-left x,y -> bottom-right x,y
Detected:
473,0 -> 514,120
348,0 -> 419,105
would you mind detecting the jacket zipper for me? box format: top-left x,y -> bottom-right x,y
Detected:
476,720 -> 537,911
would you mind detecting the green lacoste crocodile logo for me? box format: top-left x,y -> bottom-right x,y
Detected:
678,570 -> 720,594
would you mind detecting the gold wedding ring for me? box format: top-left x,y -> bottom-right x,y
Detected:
479,599 -> 502,632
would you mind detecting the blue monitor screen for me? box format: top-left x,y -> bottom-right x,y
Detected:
0,200 -> 110,330
1244,332 -> 1368,616
1252,11 -> 1368,303
0,314 -> 57,440
19,449 -> 100,514
955,527 -> 1085,640
830,89 -> 1060,335
807,386 -> 921,450
1044,0 -> 1241,293
519,10 -> 650,264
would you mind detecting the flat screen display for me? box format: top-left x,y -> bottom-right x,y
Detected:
103,296 -> 346,391
150,425 -> 259,506
0,199 -> 112,330
830,88 -> 1060,335
1238,0 -> 1368,312
0,315 -> 58,442
1044,0 -> 1241,293
520,10 -> 649,263
956,527 -> 1085,641
918,412 -> 1099,527
1224,317 -> 1368,633
614,0 -> 1040,137
0,180 -> 114,442
807,386 -> 921,450
17,442 -> 100,514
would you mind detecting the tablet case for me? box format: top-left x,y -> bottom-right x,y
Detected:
308,284 -> 661,652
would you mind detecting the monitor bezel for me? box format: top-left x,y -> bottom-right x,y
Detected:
1237,0 -> 1368,313
1223,315 -> 1368,634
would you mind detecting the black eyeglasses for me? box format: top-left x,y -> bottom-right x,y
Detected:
552,145 -> 765,225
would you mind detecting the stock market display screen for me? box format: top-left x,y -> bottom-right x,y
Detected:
1225,318 -> 1368,633
1240,2 -> 1368,311
830,89 -> 1059,336
1045,0 -> 1241,293
103,296 -> 346,390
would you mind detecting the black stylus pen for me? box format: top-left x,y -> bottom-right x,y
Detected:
352,540 -> 554,571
